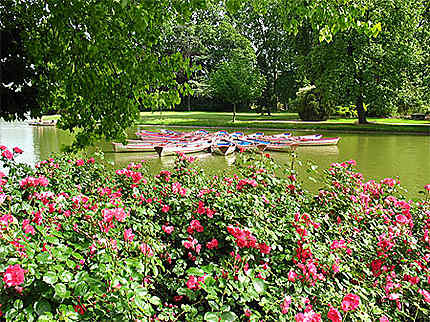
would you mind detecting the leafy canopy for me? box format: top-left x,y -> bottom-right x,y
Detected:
8,0 -> 377,147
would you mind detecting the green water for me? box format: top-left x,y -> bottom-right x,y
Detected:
1,121 -> 429,197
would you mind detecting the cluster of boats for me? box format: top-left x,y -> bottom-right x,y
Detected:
112,129 -> 340,157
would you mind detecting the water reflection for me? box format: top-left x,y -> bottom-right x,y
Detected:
0,121 -> 36,165
0,121 -> 429,197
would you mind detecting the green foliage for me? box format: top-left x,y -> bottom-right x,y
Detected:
0,1 -> 41,121
208,52 -> 266,121
332,105 -> 358,118
295,0 -> 428,120
292,85 -> 330,121
16,0 -> 202,148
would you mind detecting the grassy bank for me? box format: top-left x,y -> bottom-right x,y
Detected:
137,111 -> 430,134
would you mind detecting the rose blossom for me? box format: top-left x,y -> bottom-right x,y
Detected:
327,306 -> 342,322
341,293 -> 360,312
3,264 -> 26,287
418,289 -> 430,303
288,270 -> 298,282
281,296 -> 291,314
123,228 -> 135,242
162,225 -> 174,234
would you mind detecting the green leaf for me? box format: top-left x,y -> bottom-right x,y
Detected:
149,296 -> 161,306
59,271 -> 73,283
252,279 -> 265,293
204,312 -> 220,322
74,281 -> 89,297
34,300 -> 51,316
186,267 -> 204,276
221,311 -> 237,321
55,283 -> 68,298
43,271 -> 58,285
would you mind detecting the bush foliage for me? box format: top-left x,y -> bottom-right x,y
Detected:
293,86 -> 331,121
0,147 -> 429,321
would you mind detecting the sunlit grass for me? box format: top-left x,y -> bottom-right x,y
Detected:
138,111 -> 430,133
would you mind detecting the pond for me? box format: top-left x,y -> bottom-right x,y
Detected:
1,120 -> 429,198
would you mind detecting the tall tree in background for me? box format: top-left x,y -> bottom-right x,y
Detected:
208,51 -> 266,122
296,0 -> 426,123
234,2 -> 296,115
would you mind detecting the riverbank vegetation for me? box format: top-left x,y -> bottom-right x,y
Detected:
2,1 -> 428,148
0,147 -> 429,321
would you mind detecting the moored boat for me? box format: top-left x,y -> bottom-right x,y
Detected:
29,120 -> 57,126
154,141 -> 212,157
211,141 -> 236,156
233,139 -> 267,152
295,137 -> 340,146
112,141 -> 156,153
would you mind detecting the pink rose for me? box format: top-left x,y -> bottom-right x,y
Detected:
341,293 -> 360,312
3,264 -> 25,287
418,289 -> 430,303
139,243 -> 154,257
281,296 -> 291,314
206,239 -> 218,249
162,225 -> 174,234
123,228 -> 135,242
327,306 -> 342,322
1,150 -> 13,160
288,270 -> 298,282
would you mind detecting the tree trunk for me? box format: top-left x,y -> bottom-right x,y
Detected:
232,103 -> 236,122
187,95 -> 191,112
356,94 -> 367,124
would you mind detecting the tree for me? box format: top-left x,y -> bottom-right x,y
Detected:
296,0 -> 426,123
6,0 -> 377,147
234,2 -> 294,115
208,52 -> 266,122
0,1 -> 41,121
13,0 -> 204,148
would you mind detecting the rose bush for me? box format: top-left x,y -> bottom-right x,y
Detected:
0,147 -> 428,321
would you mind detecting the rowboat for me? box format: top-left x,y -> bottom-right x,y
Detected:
233,139 -> 267,152
112,141 -> 156,153
154,141 -> 212,157
247,134 -> 321,143
294,137 -> 340,146
266,142 -> 296,152
246,138 -> 294,152
211,141 -> 236,156
247,132 -> 291,140
29,120 -> 57,126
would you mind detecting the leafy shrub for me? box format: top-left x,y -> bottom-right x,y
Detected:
292,85 -> 331,121
0,146 -> 429,321
332,104 -> 358,118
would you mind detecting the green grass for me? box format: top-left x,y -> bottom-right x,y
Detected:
137,111 -> 430,134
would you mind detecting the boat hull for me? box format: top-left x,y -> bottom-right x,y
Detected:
112,142 -> 155,153
296,137 -> 340,146
211,144 -> 236,156
154,142 -> 212,157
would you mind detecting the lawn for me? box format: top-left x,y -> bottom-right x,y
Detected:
137,111 -> 430,133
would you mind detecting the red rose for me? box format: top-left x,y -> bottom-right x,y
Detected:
1,150 -> 13,160
341,293 -> 360,312
327,306 -> 342,322
3,264 -> 25,287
